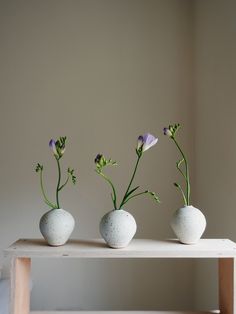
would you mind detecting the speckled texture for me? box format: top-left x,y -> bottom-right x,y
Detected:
100,209 -> 137,249
39,208 -> 75,246
171,205 -> 206,244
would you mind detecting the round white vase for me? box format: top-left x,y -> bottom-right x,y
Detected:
39,208 -> 75,246
100,209 -> 137,249
170,205 -> 206,245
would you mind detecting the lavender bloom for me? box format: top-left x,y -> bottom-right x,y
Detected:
49,139 -> 59,157
49,137 -> 66,159
137,133 -> 158,153
163,127 -> 172,137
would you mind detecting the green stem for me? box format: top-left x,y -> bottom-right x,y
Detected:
173,138 -> 190,205
40,170 -> 56,208
119,155 -> 141,209
59,174 -> 69,191
98,171 -> 117,209
176,184 -> 187,206
56,158 -> 61,208
122,191 -> 148,206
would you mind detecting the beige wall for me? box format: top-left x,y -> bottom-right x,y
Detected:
0,0 -> 198,311
194,0 -> 236,309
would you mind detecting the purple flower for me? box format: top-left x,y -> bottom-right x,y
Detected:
137,133 -> 158,152
49,138 -> 66,158
49,139 -> 59,157
163,127 -> 172,137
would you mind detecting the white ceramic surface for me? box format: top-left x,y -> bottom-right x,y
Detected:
39,208 -> 75,246
171,205 -> 206,244
100,209 -> 137,248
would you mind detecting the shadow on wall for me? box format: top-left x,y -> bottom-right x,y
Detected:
0,278 -> 9,314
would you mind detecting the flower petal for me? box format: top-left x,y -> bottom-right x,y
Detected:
49,139 -> 58,157
141,133 -> 158,151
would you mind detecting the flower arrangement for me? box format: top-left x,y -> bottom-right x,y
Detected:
163,124 -> 190,206
35,137 -> 77,209
95,133 -> 160,210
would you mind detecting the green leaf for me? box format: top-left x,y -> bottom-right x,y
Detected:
125,186 -> 140,199
72,175 -> 76,184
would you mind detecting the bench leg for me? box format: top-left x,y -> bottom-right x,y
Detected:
10,257 -> 31,314
219,258 -> 236,314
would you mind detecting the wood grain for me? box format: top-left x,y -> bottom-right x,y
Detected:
11,257 -> 31,314
219,258 -> 236,314
5,238 -> 236,259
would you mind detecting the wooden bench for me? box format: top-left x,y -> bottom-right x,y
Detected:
4,238 -> 236,314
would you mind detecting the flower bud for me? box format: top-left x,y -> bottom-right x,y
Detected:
95,154 -> 103,164
49,139 -> 59,158
163,128 -> 172,137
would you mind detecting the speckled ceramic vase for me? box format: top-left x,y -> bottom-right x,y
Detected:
39,208 -> 75,246
100,209 -> 137,249
171,205 -> 206,245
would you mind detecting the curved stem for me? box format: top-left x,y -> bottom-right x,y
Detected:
40,170 -> 56,208
173,138 -> 190,205
56,158 -> 61,208
177,160 -> 187,180
119,155 -> 141,209
97,171 -> 117,209
59,174 -> 69,191
176,184 -> 187,206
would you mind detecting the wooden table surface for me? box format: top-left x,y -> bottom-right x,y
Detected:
5,238 -> 236,258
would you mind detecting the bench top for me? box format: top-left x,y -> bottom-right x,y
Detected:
4,238 -> 236,258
